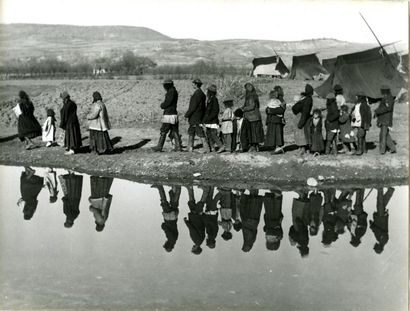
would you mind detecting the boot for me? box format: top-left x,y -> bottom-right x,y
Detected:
187,135 -> 195,152
199,137 -> 211,153
151,133 -> 166,152
172,131 -> 182,151
339,144 -> 348,154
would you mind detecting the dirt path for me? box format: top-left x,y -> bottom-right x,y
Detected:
0,126 -> 407,190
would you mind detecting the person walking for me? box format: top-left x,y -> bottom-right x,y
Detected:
87,91 -> 113,155
374,86 -> 397,155
59,91 -> 82,155
324,93 -> 340,155
292,84 -> 313,154
265,89 -> 286,154
202,84 -> 224,153
241,82 -> 264,151
16,91 -> 42,150
152,79 -> 181,152
351,92 -> 372,156
184,78 -> 206,152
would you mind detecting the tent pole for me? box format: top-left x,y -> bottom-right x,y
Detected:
359,12 -> 395,69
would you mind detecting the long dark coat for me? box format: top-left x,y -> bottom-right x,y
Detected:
184,214 -> 205,246
202,96 -> 219,124
375,95 -> 394,127
17,99 -> 41,141
20,172 -> 44,220
161,86 -> 178,115
240,192 -> 263,251
232,118 -> 252,151
60,99 -> 82,150
325,99 -> 340,131
185,88 -> 206,124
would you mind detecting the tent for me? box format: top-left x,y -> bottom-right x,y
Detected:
322,58 -> 337,73
315,47 -> 405,102
289,53 -> 328,80
251,56 -> 289,78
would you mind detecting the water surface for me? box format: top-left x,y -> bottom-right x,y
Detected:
0,165 -> 407,311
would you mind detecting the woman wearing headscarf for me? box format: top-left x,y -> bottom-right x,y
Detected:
59,91 -> 82,155
292,84 -> 314,154
241,83 -> 264,151
16,91 -> 42,150
87,91 -> 113,155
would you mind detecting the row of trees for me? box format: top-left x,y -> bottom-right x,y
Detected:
0,52 -> 248,78
0,51 -> 157,77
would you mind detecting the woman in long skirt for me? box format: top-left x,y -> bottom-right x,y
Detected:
87,91 -> 113,155
16,91 -> 42,149
265,89 -> 286,154
89,175 -> 114,232
241,83 -> 264,151
292,84 -> 314,155
60,91 -> 82,155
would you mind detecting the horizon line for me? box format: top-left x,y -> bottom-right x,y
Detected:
1,22 -> 406,45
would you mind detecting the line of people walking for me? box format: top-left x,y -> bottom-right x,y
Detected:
15,80 -> 397,156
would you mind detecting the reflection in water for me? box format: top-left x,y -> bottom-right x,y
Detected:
59,171 -> 83,228
15,166 -> 399,256
89,176 -> 113,232
18,167 -> 43,220
152,184 -> 180,252
371,187 -> 394,254
6,166 -> 407,310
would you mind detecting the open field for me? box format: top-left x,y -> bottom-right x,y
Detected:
0,78 -> 408,187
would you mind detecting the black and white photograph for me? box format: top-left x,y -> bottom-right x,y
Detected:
0,0 -> 408,310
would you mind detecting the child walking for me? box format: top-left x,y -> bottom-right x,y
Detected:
310,109 -> 324,156
220,99 -> 234,152
339,105 -> 356,155
42,108 -> 56,147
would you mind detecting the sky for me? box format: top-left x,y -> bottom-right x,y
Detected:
0,0 -> 408,43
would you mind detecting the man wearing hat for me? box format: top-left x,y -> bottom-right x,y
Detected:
374,86 -> 397,154
152,79 -> 181,152
324,92 -> 340,155
351,92 -> 372,155
184,78 -> 206,152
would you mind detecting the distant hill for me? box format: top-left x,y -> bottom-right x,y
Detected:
0,23 -> 407,68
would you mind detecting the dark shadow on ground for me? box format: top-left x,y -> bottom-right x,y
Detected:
111,136 -> 122,146
110,139 -> 151,154
0,134 -> 18,143
283,144 -> 299,153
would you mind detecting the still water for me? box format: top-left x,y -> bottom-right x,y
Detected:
0,165 -> 407,311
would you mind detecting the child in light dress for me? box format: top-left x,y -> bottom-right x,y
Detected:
42,108 -> 56,147
220,99 -> 234,152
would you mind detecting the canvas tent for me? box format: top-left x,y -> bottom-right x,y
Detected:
289,53 -> 328,80
315,47 -> 405,102
322,58 -> 337,73
251,56 -> 289,78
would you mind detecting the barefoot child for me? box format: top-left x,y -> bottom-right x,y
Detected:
310,109 -> 324,156
42,108 -> 56,147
